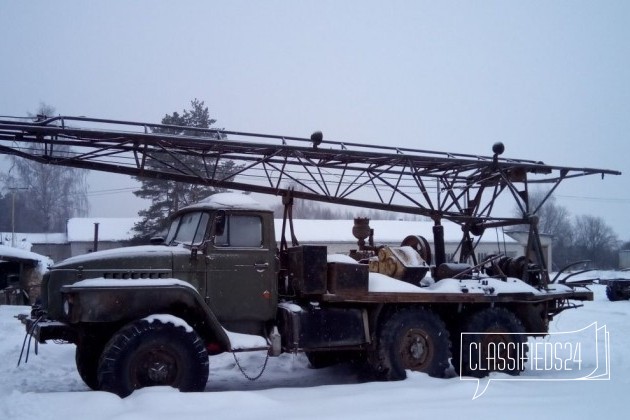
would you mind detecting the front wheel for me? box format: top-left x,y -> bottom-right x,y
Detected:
370,308 -> 451,380
97,317 -> 209,398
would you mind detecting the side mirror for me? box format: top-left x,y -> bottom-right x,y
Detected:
150,236 -> 165,245
214,210 -> 226,236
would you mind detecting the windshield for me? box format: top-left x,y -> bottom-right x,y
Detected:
166,211 -> 210,246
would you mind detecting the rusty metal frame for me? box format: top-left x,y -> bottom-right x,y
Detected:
0,115 -> 621,285
0,115 -> 619,226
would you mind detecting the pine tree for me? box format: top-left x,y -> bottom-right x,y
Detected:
132,99 -> 241,240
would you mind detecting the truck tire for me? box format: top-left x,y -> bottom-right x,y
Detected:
606,285 -> 624,301
75,334 -> 108,390
458,307 -> 527,378
371,308 -> 451,380
97,318 -> 209,398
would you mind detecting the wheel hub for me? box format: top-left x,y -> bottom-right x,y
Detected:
401,329 -> 430,369
148,361 -> 170,383
132,346 -> 179,386
410,338 -> 426,360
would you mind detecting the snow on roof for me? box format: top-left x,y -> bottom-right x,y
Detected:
0,244 -> 43,262
66,217 -> 140,242
0,244 -> 54,274
275,219 -> 516,244
182,192 -> 272,212
0,232 -> 67,245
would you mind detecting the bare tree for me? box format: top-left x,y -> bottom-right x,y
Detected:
514,191 -> 575,269
571,214 -> 618,268
1,103 -> 89,233
528,192 -> 572,238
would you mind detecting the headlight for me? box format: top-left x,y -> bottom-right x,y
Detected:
62,295 -> 74,317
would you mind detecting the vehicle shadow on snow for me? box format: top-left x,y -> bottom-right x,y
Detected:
204,352 -> 374,392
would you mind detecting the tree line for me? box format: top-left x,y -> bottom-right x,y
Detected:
516,191 -> 621,270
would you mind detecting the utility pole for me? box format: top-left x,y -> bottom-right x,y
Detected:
8,186 -> 28,247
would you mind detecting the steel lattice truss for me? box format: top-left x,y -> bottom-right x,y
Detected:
0,116 -> 620,231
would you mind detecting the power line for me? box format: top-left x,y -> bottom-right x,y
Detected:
556,194 -> 630,203
86,187 -> 137,197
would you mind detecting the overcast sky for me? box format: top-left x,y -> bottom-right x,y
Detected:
0,1 -> 628,238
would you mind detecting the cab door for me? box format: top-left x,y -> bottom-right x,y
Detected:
204,212 -> 277,334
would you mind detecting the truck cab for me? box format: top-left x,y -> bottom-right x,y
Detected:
21,193 -> 279,395
37,192 -> 278,334
165,193 -> 279,335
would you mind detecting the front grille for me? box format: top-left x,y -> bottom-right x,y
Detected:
102,271 -> 169,280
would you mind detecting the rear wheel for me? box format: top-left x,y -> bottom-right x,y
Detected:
458,307 -> 527,378
370,308 -> 451,380
97,317 -> 209,398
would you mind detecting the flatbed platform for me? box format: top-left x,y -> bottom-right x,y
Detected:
319,276 -> 593,304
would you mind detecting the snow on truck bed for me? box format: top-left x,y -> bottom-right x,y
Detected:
327,253 -> 569,296
368,271 -> 576,296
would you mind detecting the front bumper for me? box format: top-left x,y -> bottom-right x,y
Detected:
17,314 -> 76,343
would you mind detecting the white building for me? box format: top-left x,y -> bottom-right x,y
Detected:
1,218 -> 527,266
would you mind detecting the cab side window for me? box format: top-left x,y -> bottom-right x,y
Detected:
214,215 -> 262,248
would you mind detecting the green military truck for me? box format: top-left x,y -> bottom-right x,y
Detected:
19,192 -> 592,397
1,115 -> 616,397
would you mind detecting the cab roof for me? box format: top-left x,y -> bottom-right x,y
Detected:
179,192 -> 273,213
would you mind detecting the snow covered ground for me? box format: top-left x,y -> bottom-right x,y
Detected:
0,281 -> 628,420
